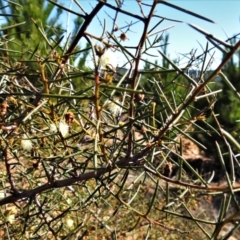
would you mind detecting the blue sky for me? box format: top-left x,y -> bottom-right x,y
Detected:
157,0 -> 240,66
62,0 -> 240,69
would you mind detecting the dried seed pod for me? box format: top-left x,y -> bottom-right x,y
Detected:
114,25 -> 119,31
52,51 -> 59,60
40,137 -> 47,148
0,101 -> 9,117
32,159 -> 40,169
135,93 -> 145,102
141,126 -> 147,133
94,45 -> 105,57
120,32 -> 128,41
163,162 -> 173,177
65,112 -> 75,124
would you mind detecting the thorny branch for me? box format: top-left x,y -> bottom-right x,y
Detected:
0,0 -> 240,238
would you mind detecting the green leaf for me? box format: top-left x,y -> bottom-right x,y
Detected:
0,21 -> 25,31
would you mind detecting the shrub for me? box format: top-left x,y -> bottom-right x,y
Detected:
0,1 -> 240,239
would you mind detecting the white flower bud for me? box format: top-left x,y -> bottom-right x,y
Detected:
99,50 -> 117,70
59,120 -> 69,137
6,214 -> 15,224
66,218 -> 74,228
21,134 -> 32,151
108,99 -> 122,116
50,123 -> 58,133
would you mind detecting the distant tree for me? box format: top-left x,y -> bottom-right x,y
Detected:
0,0 -> 89,69
215,36 -> 240,132
0,0 -> 62,61
0,0 -> 90,99
141,34 -> 190,128
191,36 -> 240,162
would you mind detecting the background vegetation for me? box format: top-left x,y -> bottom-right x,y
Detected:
0,0 -> 240,239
